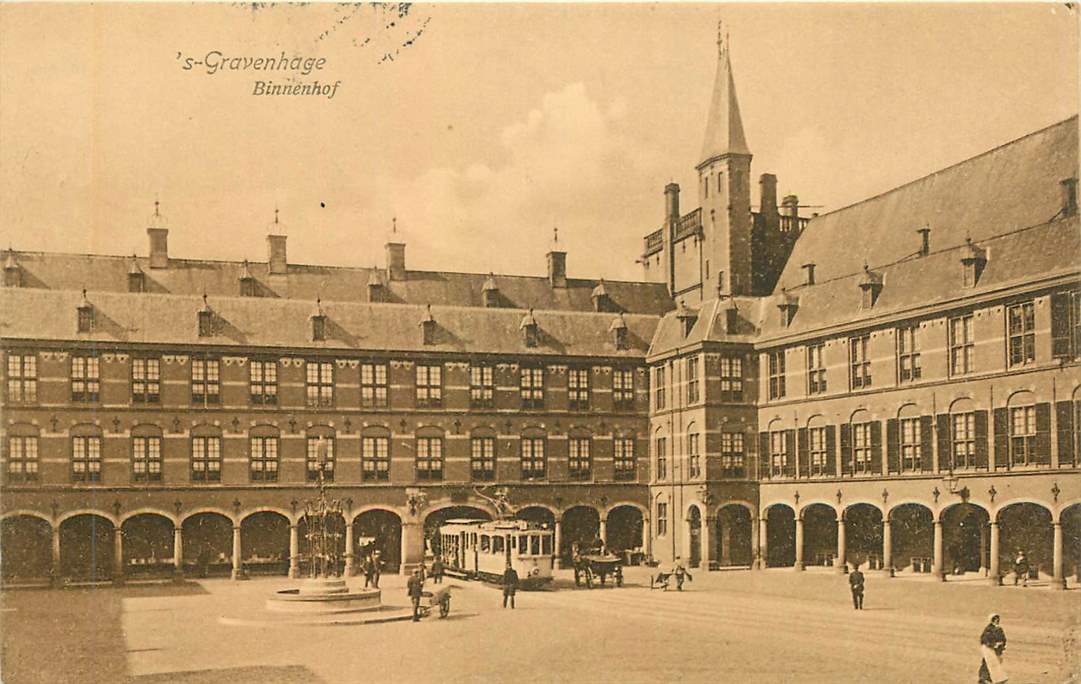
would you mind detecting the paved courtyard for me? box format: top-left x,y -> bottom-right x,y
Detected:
2,567 -> 1079,684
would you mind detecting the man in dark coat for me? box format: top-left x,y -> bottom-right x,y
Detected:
848,563 -> 865,609
370,551 -> 382,589
431,557 -> 445,584
407,568 -> 425,622
362,555 -> 374,588
672,557 -> 692,591
502,563 -> 519,609
1013,550 -> 1029,587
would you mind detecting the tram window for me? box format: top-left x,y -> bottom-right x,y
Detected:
510,535 -> 515,549
519,535 -> 528,553
542,535 -> 552,555
480,535 -> 490,552
493,536 -> 504,553
531,536 -> 540,555
472,533 -> 477,546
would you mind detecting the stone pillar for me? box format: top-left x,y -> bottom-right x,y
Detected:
718,516 -> 731,566
400,520 -> 424,575
988,521 -> 1001,586
794,515 -> 805,571
554,520 -> 563,569
288,524 -> 299,579
642,516 -> 651,560
344,520 -> 355,577
932,519 -> 944,580
755,514 -> 767,570
1052,521 -> 1066,590
599,517 -> 608,547
113,527 -> 125,584
51,524 -> 62,586
979,523 -> 989,575
173,526 -> 184,577
231,525 -> 242,580
881,518 -> 893,576
835,516 -> 847,573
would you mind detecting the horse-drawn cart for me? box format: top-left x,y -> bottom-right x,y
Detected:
572,553 -> 624,588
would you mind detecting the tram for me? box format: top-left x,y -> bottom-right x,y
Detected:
436,518 -> 554,589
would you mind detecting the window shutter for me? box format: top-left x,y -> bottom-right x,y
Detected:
936,414 -> 951,471
1034,402 -> 1051,466
919,415 -> 934,472
870,420 -> 883,474
1051,292 -> 1071,358
825,425 -> 837,476
986,409 -> 1001,471
1056,400 -> 1075,467
797,427 -> 809,477
758,432 -> 769,481
839,423 -> 852,476
784,429 -> 796,478
886,419 -> 899,474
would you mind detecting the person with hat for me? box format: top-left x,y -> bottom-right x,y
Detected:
1012,550 -> 1029,587
502,562 -> 519,609
848,562 -> 865,610
407,568 -> 425,622
978,613 -> 1008,683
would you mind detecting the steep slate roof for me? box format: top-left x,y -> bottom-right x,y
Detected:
648,295 -> 765,358
6,252 -> 674,316
0,289 -> 658,359
699,36 -> 751,164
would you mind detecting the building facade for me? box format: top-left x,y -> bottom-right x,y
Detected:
2,31 -> 1079,588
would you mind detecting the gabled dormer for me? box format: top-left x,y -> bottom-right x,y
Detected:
858,265 -> 883,308
776,288 -> 798,327
482,273 -> 500,308
960,238 -> 987,288
197,294 -> 214,337
675,300 -> 698,337
368,269 -> 386,303
591,279 -> 612,312
127,256 -> 145,293
520,308 -> 539,348
239,260 -> 257,297
609,312 -> 628,350
420,304 -> 436,345
76,289 -> 94,333
3,250 -> 22,288
311,298 -> 327,342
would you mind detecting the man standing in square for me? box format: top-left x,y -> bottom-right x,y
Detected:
848,563 -> 865,610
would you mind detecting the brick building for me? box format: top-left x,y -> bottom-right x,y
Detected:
2,31 -> 1079,589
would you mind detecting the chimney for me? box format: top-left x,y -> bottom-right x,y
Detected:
917,227 -> 931,256
547,228 -> 566,288
665,183 -> 681,223
147,201 -> 169,269
266,234 -> 288,275
386,242 -> 406,281
801,263 -> 816,286
759,174 -> 778,216
781,195 -> 800,218
1062,177 -> 1078,217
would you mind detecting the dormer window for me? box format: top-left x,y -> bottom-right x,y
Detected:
591,280 -> 611,312
368,269 -> 386,303
675,301 -> 697,337
239,260 -> 256,297
776,290 -> 798,327
723,298 -> 739,334
77,290 -> 94,333
520,309 -> 539,348
482,273 -> 499,308
198,295 -> 214,337
609,313 -> 628,350
4,251 -> 22,288
960,238 -> 987,288
311,300 -> 327,342
420,305 -> 436,345
127,257 -> 145,293
1062,177 -> 1078,217
858,266 -> 883,308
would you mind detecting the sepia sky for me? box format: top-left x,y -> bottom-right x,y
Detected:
0,3 -> 1077,282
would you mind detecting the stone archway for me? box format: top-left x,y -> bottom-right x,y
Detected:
889,503 -> 934,573
765,504 -> 795,568
121,513 -> 174,578
1,515 -> 52,580
997,502 -> 1053,580
354,509 -> 403,573
844,504 -> 883,571
1062,503 -> 1081,584
515,506 -> 556,529
424,506 -> 491,559
606,505 -> 644,554
181,512 -> 233,577
802,503 -> 837,568
60,514 -> 114,581
941,503 -> 989,576
560,506 -> 600,560
241,511 -> 290,576
716,504 -> 752,567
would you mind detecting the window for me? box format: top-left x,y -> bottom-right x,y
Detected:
198,309 -> 214,337
521,437 -> 546,479
361,362 -> 388,408
132,357 -> 160,403
1009,406 -> 1036,467
416,437 -> 443,480
614,437 -> 635,480
1050,291 -> 1081,360
520,367 -> 544,409
900,418 -> 922,471
311,315 -> 326,342
808,428 -> 828,476
568,369 -> 590,410
306,361 -> 334,408
852,423 -> 872,474
362,436 -> 390,481
416,364 -> 443,408
686,357 -> 699,404
849,335 -> 871,389
250,436 -> 278,481
655,436 -> 667,480
720,432 -> 745,478
688,433 -> 701,478
807,344 -> 827,394
569,438 -> 591,480
250,360 -> 278,405
769,431 -> 787,478
898,326 -> 921,383
132,436 -> 162,482
471,437 -> 495,481
1007,302 -> 1036,368
77,305 -> 94,333
949,315 -> 975,375
307,437 -> 335,482
191,436 -> 221,482
720,356 -> 743,401
72,436 -> 102,482
613,369 -> 634,409
71,355 -> 100,402
470,365 -> 494,408
6,353 -> 36,402
191,358 -> 220,405
768,351 -> 786,400
951,413 -> 976,469
654,365 -> 666,409
6,436 -> 39,482
656,502 -> 668,537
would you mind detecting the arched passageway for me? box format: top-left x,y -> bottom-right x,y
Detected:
1,516 -> 52,580
121,514 -> 174,577
802,504 -> 837,568
182,512 -> 233,577
515,506 -> 555,529
890,504 -> 933,573
686,506 -> 703,568
606,506 -> 644,554
1063,504 -> 1081,583
60,514 -> 114,581
941,503 -> 989,576
716,505 -> 752,567
298,512 -> 346,577
845,504 -> 883,571
998,502 -> 1053,580
241,511 -> 290,575
354,509 -> 403,573
424,506 -> 491,558
560,506 -> 600,560
765,505 -> 795,568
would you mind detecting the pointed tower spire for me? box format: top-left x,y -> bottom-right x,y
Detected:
700,21 -> 750,165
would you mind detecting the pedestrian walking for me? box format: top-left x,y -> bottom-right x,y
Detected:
978,613 -> 1008,684
502,562 -> 519,609
1012,551 -> 1029,587
848,563 -> 865,610
407,568 -> 425,622
418,560 -> 427,583
370,551 -> 382,589
672,556 -> 692,591
362,555 -> 374,588
431,557 -> 445,584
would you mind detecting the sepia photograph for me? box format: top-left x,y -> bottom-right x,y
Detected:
0,3 -> 1079,683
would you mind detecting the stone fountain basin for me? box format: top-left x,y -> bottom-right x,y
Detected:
266,579 -> 382,613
